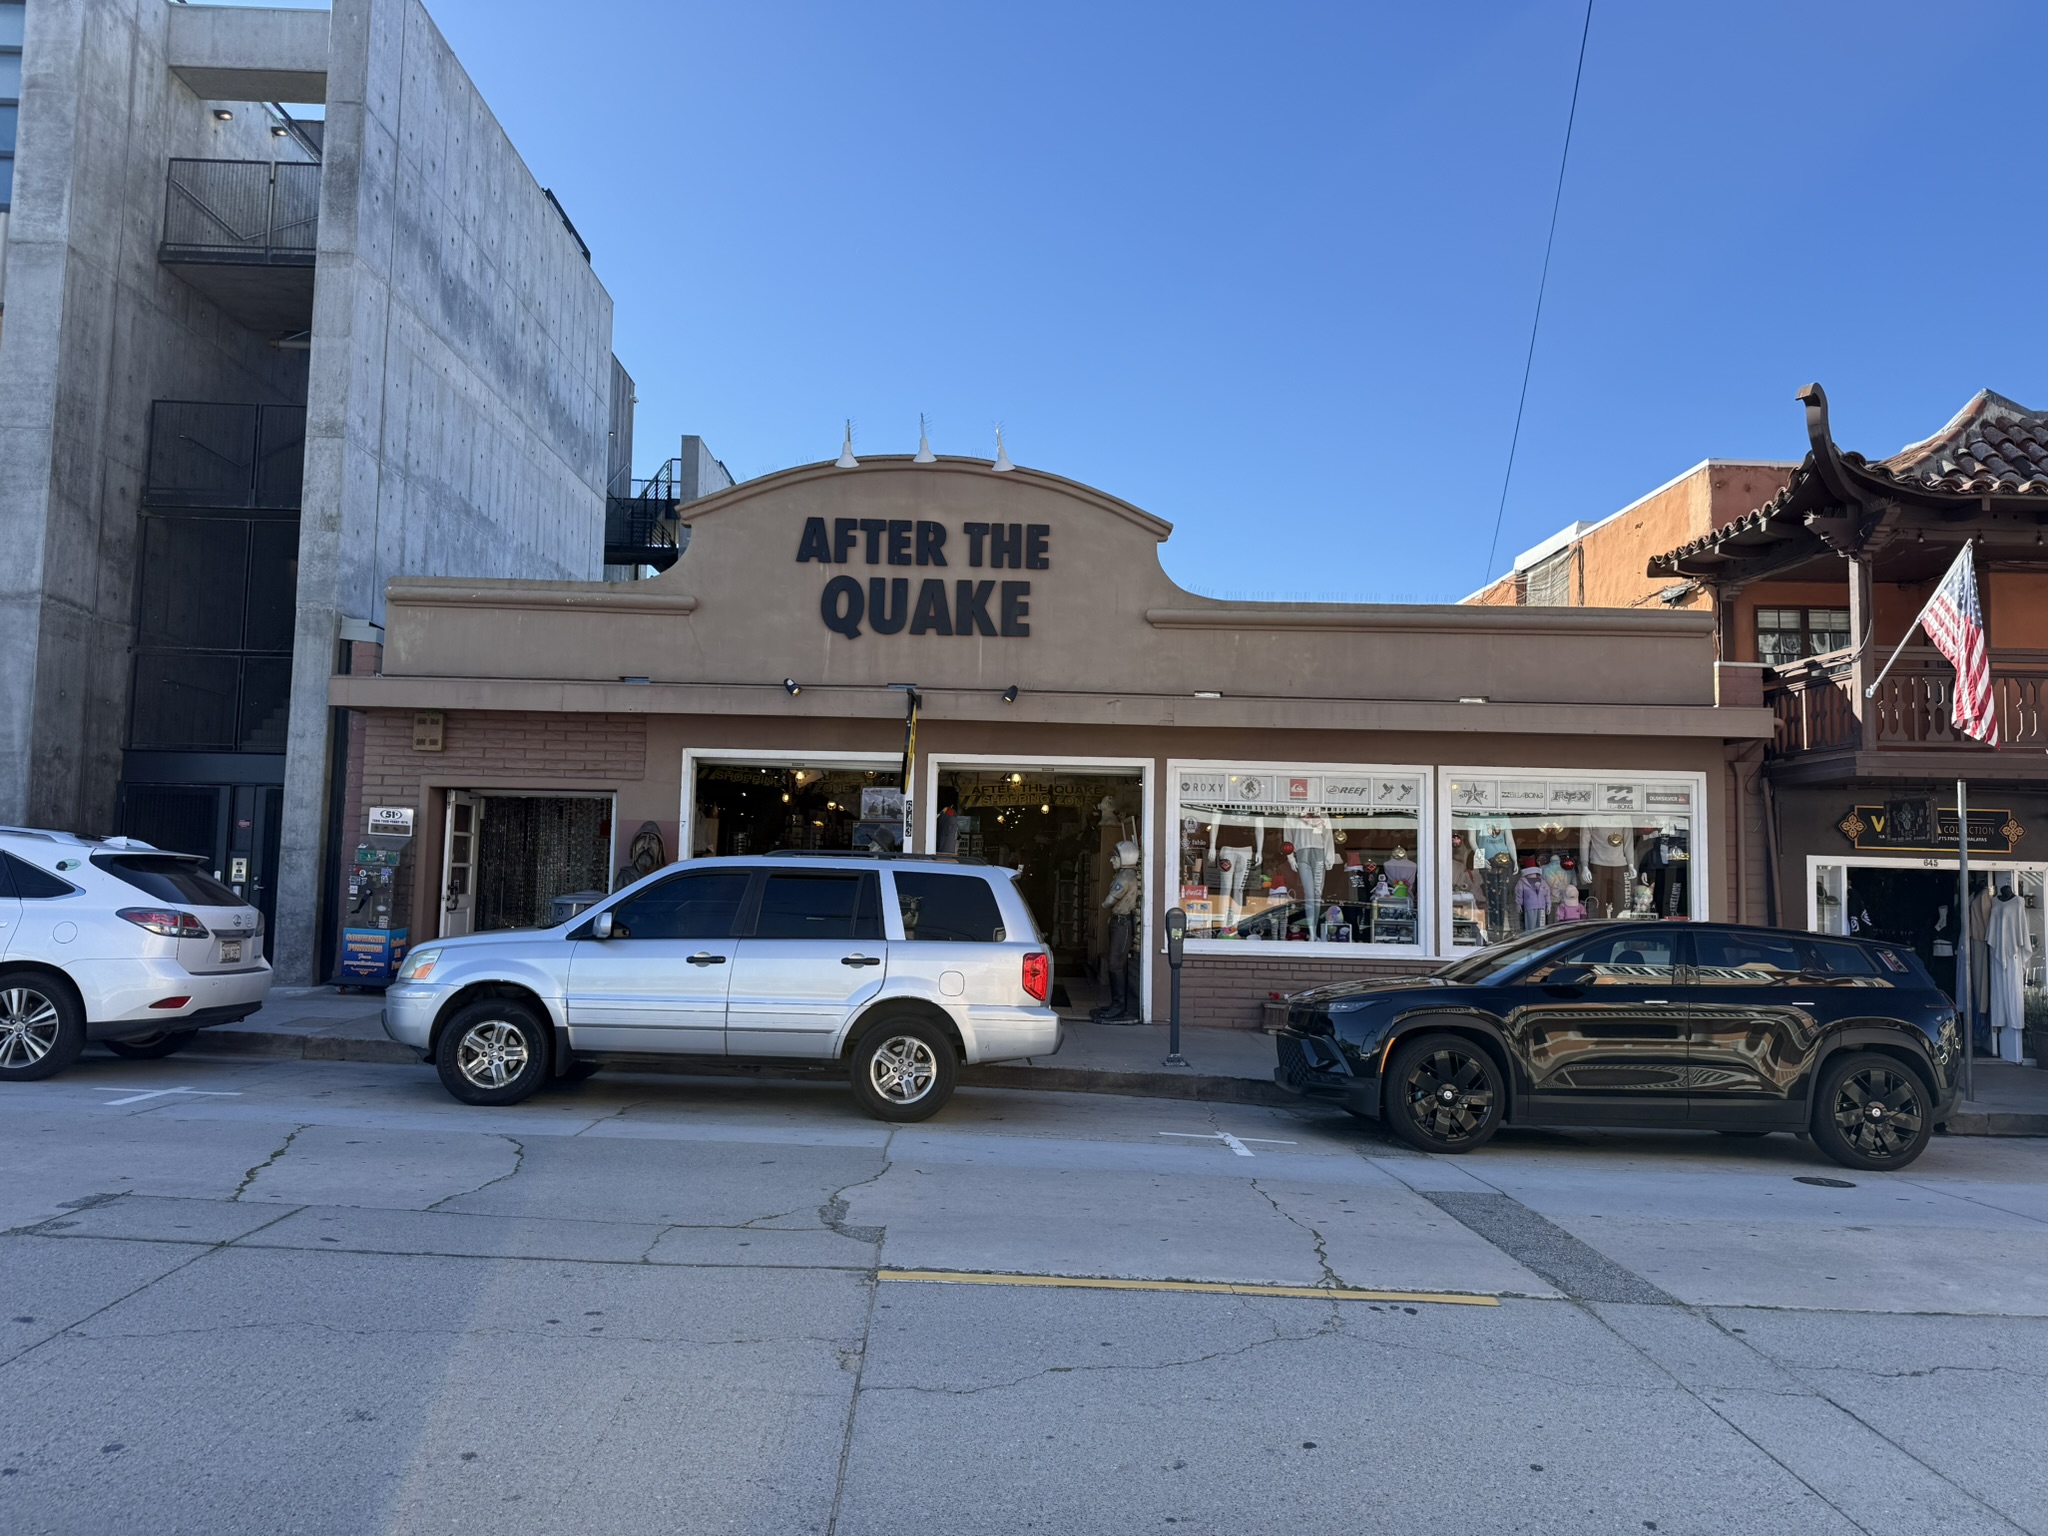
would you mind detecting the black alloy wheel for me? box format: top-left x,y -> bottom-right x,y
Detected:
1811,1052 -> 1932,1172
1384,1032 -> 1504,1154
0,971 -> 86,1081
106,1030 -> 199,1060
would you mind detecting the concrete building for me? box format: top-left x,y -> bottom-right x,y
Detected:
0,0 -> 636,983
327,452 -> 1775,1027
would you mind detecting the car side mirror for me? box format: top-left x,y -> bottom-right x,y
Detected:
1544,964 -> 1594,986
590,910 -> 614,940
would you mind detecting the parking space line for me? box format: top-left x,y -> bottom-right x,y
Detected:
1158,1131 -> 1296,1157
876,1269 -> 1499,1306
93,1087 -> 244,1107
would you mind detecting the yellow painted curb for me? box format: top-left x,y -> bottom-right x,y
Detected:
876,1269 -> 1499,1306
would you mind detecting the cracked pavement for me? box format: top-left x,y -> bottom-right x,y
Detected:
2,1054 -> 2046,1534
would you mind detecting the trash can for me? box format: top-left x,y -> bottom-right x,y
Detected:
549,890 -> 607,926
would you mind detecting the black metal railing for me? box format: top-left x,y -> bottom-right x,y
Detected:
145,401 -> 306,510
161,159 -> 320,261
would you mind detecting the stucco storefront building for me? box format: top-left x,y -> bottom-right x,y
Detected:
329,456 -> 1773,1025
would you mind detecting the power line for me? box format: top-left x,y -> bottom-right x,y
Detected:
1481,0 -> 1595,589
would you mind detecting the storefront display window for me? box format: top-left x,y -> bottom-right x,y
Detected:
1173,765 -> 1427,950
690,761 -> 902,857
1444,772 -> 1696,947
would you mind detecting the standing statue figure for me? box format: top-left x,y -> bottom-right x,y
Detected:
1091,839 -> 1143,1024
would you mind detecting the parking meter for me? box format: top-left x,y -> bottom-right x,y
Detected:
1165,907 -> 1188,1066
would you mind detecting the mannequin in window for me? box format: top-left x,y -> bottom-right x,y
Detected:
1581,824 -> 1634,918
1555,884 -> 1586,923
1515,858 -> 1551,931
1449,833 -> 1474,895
1482,852 -> 1515,938
1987,879 -> 2030,1063
1288,813 -> 1335,935
1092,838 -> 1143,1023
1385,844 -> 1418,897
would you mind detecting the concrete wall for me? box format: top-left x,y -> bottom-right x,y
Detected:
0,0 -> 308,830
273,0 -> 619,980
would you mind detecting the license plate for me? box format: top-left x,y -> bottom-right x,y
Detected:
219,939 -> 242,964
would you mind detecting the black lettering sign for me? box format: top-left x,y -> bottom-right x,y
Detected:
822,576 -> 864,637
868,577 -> 909,635
909,579 -> 952,635
955,580 -> 997,636
999,580 -> 1031,637
799,521 -> 1045,638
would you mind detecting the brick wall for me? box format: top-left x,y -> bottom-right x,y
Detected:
356,710 -> 649,809
1178,953 -> 1439,1030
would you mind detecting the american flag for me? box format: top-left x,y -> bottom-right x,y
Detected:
1920,543 -> 1999,747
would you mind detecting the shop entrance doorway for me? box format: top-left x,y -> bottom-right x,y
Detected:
931,762 -> 1148,1019
1810,857 -> 2046,1006
443,792 -> 614,935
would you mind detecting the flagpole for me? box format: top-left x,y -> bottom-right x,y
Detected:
1957,777 -> 1974,1103
1865,540 -> 1971,700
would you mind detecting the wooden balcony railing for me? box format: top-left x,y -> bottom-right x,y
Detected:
1766,647 -> 2048,758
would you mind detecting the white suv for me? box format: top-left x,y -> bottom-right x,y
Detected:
0,828 -> 272,1080
385,854 -> 1060,1120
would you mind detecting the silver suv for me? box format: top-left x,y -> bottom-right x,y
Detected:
384,854 -> 1059,1120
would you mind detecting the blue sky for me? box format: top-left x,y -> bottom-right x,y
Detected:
411,0 -> 2044,601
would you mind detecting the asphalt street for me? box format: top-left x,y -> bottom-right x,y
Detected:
2,1051 -> 2045,1536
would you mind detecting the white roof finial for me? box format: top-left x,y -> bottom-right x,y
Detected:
835,420 -> 859,469
914,413 -> 937,464
991,425 -> 1015,473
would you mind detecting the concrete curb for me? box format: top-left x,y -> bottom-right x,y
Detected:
186,1029 -> 1297,1107
183,1030 -> 2048,1130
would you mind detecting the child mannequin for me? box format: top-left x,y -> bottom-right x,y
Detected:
1554,884 -> 1586,922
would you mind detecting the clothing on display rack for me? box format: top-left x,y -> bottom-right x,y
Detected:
1582,825 -> 1633,917
1986,883 -> 2030,1063
1970,883 -> 1995,1046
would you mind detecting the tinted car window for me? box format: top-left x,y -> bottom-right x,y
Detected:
895,872 -> 1006,943
1691,930 -> 1807,986
1531,929 -> 1678,982
753,873 -> 882,941
6,851 -> 80,900
92,853 -> 235,906
1806,938 -> 1882,979
607,872 -> 748,940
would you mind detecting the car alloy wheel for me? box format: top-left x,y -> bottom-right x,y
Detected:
455,1019 -> 531,1091
1383,1031 -> 1504,1154
1405,1047 -> 1494,1143
1829,1063 -> 1923,1163
868,1034 -> 937,1106
0,986 -> 62,1070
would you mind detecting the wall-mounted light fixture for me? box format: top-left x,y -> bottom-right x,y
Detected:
270,124 -> 291,138
1002,685 -> 1019,703
212,108 -> 234,122
1193,690 -> 1221,700
783,679 -> 801,696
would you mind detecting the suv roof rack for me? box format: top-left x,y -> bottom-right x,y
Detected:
760,849 -> 989,865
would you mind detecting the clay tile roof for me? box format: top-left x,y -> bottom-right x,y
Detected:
1858,389 -> 2048,497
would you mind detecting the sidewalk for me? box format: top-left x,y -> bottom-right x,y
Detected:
193,989 -> 2048,1133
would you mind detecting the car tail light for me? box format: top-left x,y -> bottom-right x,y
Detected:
118,907 -> 210,938
1022,951 -> 1051,1004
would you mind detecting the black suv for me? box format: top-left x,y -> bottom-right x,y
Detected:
1273,921 -> 1961,1170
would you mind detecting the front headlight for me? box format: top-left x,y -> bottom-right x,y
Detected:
396,948 -> 442,983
